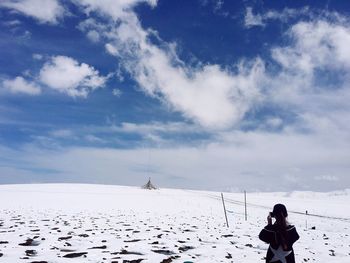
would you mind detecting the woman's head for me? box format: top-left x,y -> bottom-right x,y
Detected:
272,204 -> 288,227
272,203 -> 288,218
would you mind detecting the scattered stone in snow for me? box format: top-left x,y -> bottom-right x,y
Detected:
151,249 -> 175,255
88,245 -> 107,249
122,259 -> 144,263
125,238 -> 143,242
25,249 -> 37,256
19,238 -> 40,246
225,252 -> 232,259
160,257 -> 173,263
62,252 -> 88,258
58,236 -> 72,241
118,249 -> 144,255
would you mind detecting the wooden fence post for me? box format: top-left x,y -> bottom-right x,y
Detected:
221,193 -> 229,227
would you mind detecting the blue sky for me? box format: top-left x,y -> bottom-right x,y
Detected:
0,0 -> 350,191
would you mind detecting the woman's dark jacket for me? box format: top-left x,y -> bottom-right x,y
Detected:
259,224 -> 299,263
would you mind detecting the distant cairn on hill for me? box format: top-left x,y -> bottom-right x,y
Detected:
142,178 -> 157,190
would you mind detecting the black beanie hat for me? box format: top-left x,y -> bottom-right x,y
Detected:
273,203 -> 288,218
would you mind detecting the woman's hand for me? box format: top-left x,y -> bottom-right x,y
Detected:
267,213 -> 272,225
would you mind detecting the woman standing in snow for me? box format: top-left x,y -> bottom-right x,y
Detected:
259,204 -> 299,263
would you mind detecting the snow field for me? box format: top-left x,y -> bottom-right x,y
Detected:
0,184 -> 349,262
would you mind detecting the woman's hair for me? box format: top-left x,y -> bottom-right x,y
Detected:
272,204 -> 289,249
273,203 -> 288,228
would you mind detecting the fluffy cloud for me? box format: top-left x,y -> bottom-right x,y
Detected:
267,19 -> 350,115
243,12 -> 350,144
272,20 -> 350,72
2,76 -> 41,95
112,88 -> 122,97
244,6 -> 311,28
2,56 -> 108,98
123,44 -> 264,128
0,0 -> 65,24
117,121 -> 197,134
50,129 -> 74,138
244,7 -> 265,28
86,30 -> 100,43
39,56 -> 108,97
105,43 -> 119,56
77,2 -> 263,129
73,0 -> 157,20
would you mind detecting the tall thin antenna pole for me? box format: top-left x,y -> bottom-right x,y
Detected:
244,190 -> 247,221
221,193 -> 229,228
147,147 -> 151,178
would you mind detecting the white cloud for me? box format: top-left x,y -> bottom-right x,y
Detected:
244,7 -> 311,28
214,0 -> 224,11
73,0 -> 157,21
199,0 -> 228,17
105,43 -> 119,56
84,134 -> 105,143
32,53 -> 43,60
39,55 -> 108,97
86,30 -> 100,43
272,20 -> 350,72
244,7 -> 265,28
125,47 -> 264,128
264,7 -> 310,22
117,121 -> 197,134
2,19 -> 22,26
112,88 -> 122,97
50,129 -> 74,138
77,2 -> 263,129
266,19 -> 350,117
0,0 -> 65,24
2,76 -> 41,95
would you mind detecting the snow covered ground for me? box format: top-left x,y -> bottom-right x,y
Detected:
0,184 -> 349,262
